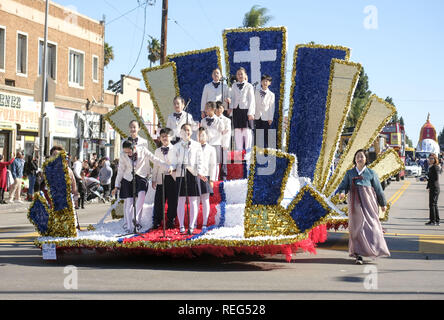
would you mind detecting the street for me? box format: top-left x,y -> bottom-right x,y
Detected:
0,175 -> 443,300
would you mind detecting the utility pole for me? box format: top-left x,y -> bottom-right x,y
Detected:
38,0 -> 49,168
160,0 -> 168,64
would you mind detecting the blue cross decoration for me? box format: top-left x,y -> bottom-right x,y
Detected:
167,47 -> 221,123
286,45 -> 349,180
223,27 -> 287,149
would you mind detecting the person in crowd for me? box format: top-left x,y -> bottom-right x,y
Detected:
337,149 -> 390,265
200,68 -> 230,119
89,161 -> 100,179
171,123 -> 207,234
72,156 -> 83,209
24,154 -> 39,201
0,153 -> 15,204
226,67 -> 255,152
425,153 -> 441,226
254,74 -> 275,148
98,158 -> 113,202
152,127 -> 177,229
111,159 -> 119,198
166,96 -> 198,144
8,152 -> 25,203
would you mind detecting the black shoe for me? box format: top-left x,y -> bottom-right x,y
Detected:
435,222 -> 440,226
425,221 -> 436,225
355,256 -> 363,265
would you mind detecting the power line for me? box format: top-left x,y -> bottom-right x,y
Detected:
103,0 -> 155,40
105,2 -> 145,25
127,1 -> 149,76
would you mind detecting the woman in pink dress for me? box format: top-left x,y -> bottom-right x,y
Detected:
0,153 -> 15,204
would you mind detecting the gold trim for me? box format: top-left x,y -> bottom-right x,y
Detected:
285,44 -> 350,153
324,95 -> 396,197
141,62 -> 180,128
244,146 -> 297,237
103,101 -> 158,152
368,148 -> 405,183
41,150 -> 77,238
313,59 -> 362,190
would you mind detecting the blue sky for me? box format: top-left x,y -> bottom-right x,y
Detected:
54,0 -> 444,145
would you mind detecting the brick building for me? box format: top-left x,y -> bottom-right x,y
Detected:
0,0 -> 116,161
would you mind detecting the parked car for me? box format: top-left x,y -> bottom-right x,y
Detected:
405,159 -> 421,177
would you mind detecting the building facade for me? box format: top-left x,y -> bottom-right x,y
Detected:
0,0 -> 115,161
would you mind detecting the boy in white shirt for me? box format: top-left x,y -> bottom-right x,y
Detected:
152,128 -> 178,229
227,67 -> 255,152
254,74 -> 275,148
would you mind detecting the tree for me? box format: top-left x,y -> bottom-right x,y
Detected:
147,37 -> 161,67
385,96 -> 398,123
104,42 -> 114,68
345,68 -> 372,127
242,5 -> 273,28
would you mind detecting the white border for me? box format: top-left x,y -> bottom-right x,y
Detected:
37,38 -> 58,82
16,30 -> 28,77
67,47 -> 85,89
0,25 -> 5,73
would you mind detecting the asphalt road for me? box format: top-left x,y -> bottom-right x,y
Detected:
0,174 -> 443,301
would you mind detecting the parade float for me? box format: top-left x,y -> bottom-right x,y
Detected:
416,114 -> 440,157
28,27 -> 404,261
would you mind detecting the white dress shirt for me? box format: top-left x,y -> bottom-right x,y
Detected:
170,139 -> 204,178
115,145 -> 168,188
229,81 -> 256,116
121,135 -> 148,149
151,144 -> 175,185
200,115 -> 224,146
254,87 -> 275,121
72,160 -> 82,180
166,111 -> 198,139
200,144 -> 217,181
201,81 -> 231,111
218,114 -> 231,149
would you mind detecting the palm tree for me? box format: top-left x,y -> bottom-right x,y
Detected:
242,5 -> 273,28
104,42 -> 114,68
147,37 -> 161,67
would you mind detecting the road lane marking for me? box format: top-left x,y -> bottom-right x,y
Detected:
388,180 -> 410,206
0,232 -> 39,244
